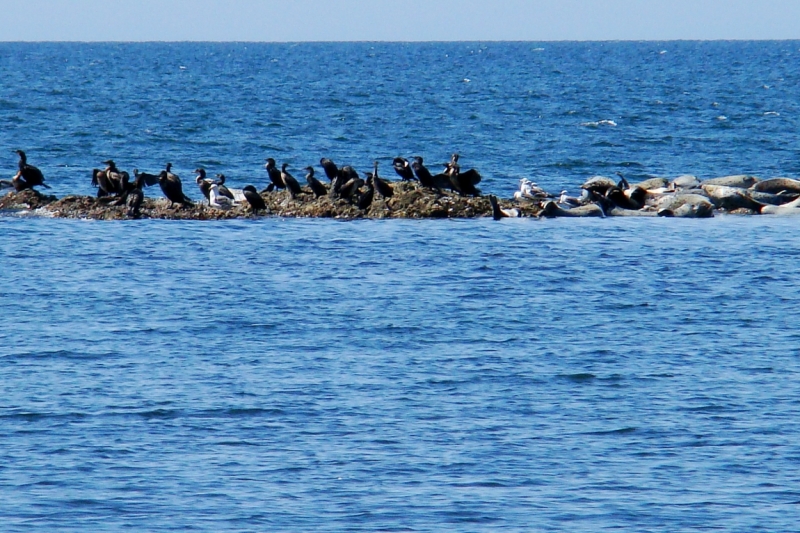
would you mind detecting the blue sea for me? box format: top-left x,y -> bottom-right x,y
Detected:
2,42 -> 800,531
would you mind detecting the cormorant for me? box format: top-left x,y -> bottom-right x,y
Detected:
393,157 -> 415,181
411,156 -> 436,189
357,176 -> 375,210
305,166 -> 327,197
242,185 -> 266,214
12,150 -> 48,190
445,154 -> 481,196
124,172 -> 145,218
265,158 -> 285,190
92,160 -> 126,197
158,169 -> 193,208
372,161 -> 394,198
112,170 -> 146,218
281,164 -> 302,198
195,168 -> 213,200
320,158 -> 339,181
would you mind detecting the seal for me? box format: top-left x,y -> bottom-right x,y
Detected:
701,184 -> 764,211
634,177 -> 669,191
701,175 -> 759,188
488,195 -> 520,220
541,200 -> 604,218
670,174 -> 701,190
752,178 -> 800,195
656,193 -> 714,216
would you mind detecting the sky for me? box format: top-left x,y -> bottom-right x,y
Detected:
1,0 -> 799,41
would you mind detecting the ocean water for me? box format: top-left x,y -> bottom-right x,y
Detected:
2,42 -> 800,531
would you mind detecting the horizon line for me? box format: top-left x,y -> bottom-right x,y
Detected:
2,38 -> 800,44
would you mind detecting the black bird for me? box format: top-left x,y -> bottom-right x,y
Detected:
372,161 -> 394,199
158,170 -> 193,208
281,164 -> 302,198
13,150 -> 48,190
393,157 -> 415,181
92,160 -> 126,197
445,154 -> 481,196
195,168 -> 213,200
112,170 -> 146,218
215,174 -> 235,200
329,166 -> 358,199
357,176 -> 375,210
124,172 -> 145,218
264,158 -> 285,190
242,185 -> 266,214
305,166 -> 327,197
320,158 -> 339,181
411,156 -> 436,189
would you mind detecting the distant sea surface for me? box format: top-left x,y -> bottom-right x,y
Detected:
2,42 -> 800,531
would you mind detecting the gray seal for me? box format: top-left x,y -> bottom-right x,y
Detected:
541,200 -> 604,218
670,174 -> 701,190
752,178 -> 800,195
701,184 -> 763,211
701,175 -> 759,189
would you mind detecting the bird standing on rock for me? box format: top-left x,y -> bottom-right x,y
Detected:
158,165 -> 193,208
372,161 -> 394,199
320,158 -> 339,181
242,185 -> 266,214
92,160 -> 127,197
263,158 -> 284,192
195,168 -> 213,200
7,150 -> 49,191
411,156 -> 436,189
305,166 -> 327,197
281,164 -> 302,198
393,157 -> 415,181
208,183 -> 235,210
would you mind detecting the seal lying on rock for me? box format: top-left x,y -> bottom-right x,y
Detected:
488,195 -> 520,220
701,175 -> 759,188
752,178 -> 800,195
670,174 -> 702,191
655,193 -> 714,217
701,184 -> 764,211
541,200 -> 604,218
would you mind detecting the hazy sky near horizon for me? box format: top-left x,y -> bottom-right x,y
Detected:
1,0 -> 799,41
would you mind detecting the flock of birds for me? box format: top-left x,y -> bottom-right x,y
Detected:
8,150 -> 800,219
2,151 -> 483,218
